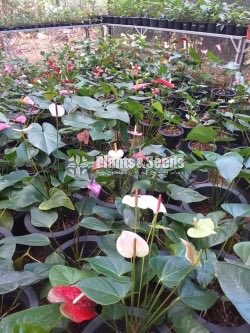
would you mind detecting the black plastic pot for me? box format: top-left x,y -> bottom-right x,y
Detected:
159,125 -> 184,149
119,17 -> 128,25
211,88 -> 236,101
149,18 -> 159,27
113,16 -> 120,24
127,17 -> 133,25
187,141 -> 217,154
159,19 -> 168,28
107,16 -> 115,24
174,21 -> 183,30
139,119 -> 160,138
207,23 -> 216,33
195,313 -> 250,333
198,23 -> 207,32
83,313 -> 169,333
183,22 -> 192,30
168,21 -> 174,29
216,24 -> 226,34
57,235 -> 99,262
0,227 -> 12,239
181,122 -> 196,136
132,17 -> 143,26
235,26 -> 247,36
142,18 -> 150,26
225,24 -> 236,35
191,169 -> 209,183
24,212 -> 79,245
182,183 -> 247,212
191,23 -> 198,31
101,15 -> 108,24
3,286 -> 39,312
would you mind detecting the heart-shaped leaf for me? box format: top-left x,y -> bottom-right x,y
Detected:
28,123 -> 60,155
30,207 -> 58,228
39,188 -> 74,210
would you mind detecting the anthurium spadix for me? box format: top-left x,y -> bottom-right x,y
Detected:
122,194 -> 166,214
187,218 -> 216,238
116,231 -> 149,258
49,103 -> 65,117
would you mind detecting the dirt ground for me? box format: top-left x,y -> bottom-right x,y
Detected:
0,27 -> 101,63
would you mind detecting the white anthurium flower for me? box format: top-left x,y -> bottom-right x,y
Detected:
116,230 -> 149,258
108,149 -> 124,159
49,103 -> 65,117
122,195 -> 166,214
187,218 -> 216,238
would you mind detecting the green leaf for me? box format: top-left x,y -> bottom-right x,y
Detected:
62,111 -> 95,129
90,120 -> 114,141
0,170 -> 28,191
88,256 -> 132,279
172,314 -> 210,333
72,96 -> 102,111
95,104 -> 130,123
168,184 -> 207,203
0,304 -> 61,333
216,262 -> 250,324
0,210 -> 14,230
187,126 -> 216,144
30,207 -> 58,228
97,234 -> 122,258
167,212 -> 197,225
27,123 -> 60,155
215,153 -> 243,183
234,242 -> 250,265
196,250 -> 217,288
0,270 -> 37,294
179,279 -> 217,310
102,303 -> 125,321
49,265 -> 97,286
221,203 -> 250,218
0,234 -> 50,247
150,256 -> 191,288
39,188 -> 74,210
77,277 -> 131,305
80,217 -> 112,232
13,323 -> 49,333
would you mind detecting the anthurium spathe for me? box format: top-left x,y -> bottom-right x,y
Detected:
0,123 -> 10,131
13,115 -> 27,124
49,103 -> 65,117
187,218 -> 216,238
122,194 -> 166,214
48,286 -> 96,323
87,181 -> 102,198
116,230 -> 149,258
153,79 -> 175,89
77,130 -> 90,145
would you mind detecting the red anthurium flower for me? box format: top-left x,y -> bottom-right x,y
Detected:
48,59 -> 61,75
48,286 -> 96,323
180,37 -> 188,42
153,79 -> 175,89
77,130 -> 90,145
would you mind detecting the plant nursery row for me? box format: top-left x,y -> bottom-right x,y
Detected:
0,33 -> 250,333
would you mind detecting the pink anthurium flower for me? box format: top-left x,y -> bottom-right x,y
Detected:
153,79 -> 175,89
87,181 -> 102,198
49,103 -> 65,117
77,130 -> 90,145
132,83 -> 151,91
21,96 -> 35,106
92,66 -> 105,79
151,87 -> 161,96
132,151 -> 147,160
13,115 -> 27,124
67,63 -> 75,72
0,123 -> 10,131
122,194 -> 166,214
116,230 -> 149,258
59,89 -> 72,96
48,286 -> 96,323
128,125 -> 143,137
132,64 -> 141,76
4,64 -> 13,75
